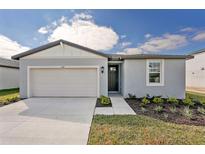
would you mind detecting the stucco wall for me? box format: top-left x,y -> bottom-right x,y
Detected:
122,59 -> 185,99
19,58 -> 108,98
186,52 -> 205,89
0,67 -> 19,90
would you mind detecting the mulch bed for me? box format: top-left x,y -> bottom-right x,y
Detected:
96,98 -> 112,107
126,98 -> 205,126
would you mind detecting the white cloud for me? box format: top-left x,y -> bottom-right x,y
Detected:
40,13 -> 119,51
121,33 -> 187,55
38,27 -> 48,34
0,35 -> 30,59
180,27 -> 194,32
144,33 -> 152,38
192,32 -> 205,41
71,13 -> 93,21
121,41 -> 132,48
120,35 -> 127,39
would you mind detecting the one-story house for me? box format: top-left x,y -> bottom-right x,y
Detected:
186,49 -> 205,90
12,40 -> 191,99
0,57 -> 19,90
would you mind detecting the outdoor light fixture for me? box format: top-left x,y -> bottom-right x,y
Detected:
101,66 -> 104,74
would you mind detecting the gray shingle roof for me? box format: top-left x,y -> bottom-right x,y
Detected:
189,48 -> 205,55
12,39 -> 192,60
0,57 -> 19,68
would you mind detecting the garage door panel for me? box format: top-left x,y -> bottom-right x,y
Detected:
30,68 -> 98,97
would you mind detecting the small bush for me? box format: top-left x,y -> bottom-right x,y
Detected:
182,106 -> 193,119
140,97 -> 150,107
163,113 -> 169,119
141,107 -> 147,113
183,98 -> 194,107
197,107 -> 205,115
154,106 -> 163,113
100,96 -> 111,105
200,100 -> 205,107
167,97 -> 179,105
169,106 -> 177,113
128,93 -> 136,99
153,97 -> 163,104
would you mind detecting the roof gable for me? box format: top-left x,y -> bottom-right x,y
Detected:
12,40 -> 108,60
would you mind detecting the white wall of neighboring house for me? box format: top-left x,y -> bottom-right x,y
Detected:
186,52 -> 205,89
0,67 -> 19,90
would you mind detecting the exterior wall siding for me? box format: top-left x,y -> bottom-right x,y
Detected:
186,52 -> 205,89
0,67 -> 19,90
19,58 -> 108,98
122,59 -> 185,99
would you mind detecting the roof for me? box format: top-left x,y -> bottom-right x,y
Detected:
108,54 -> 193,60
189,48 -> 205,56
12,39 -> 192,60
12,39 -> 108,60
0,57 -> 19,68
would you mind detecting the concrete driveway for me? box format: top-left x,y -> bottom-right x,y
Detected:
0,98 -> 96,144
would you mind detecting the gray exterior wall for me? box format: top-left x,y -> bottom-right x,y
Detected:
0,67 -> 19,90
19,58 -> 108,98
122,59 -> 185,99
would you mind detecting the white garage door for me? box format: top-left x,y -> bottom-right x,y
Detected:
29,68 -> 98,97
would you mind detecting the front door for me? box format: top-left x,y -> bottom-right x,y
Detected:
108,65 -> 119,91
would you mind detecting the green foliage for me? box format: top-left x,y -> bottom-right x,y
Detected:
169,106 -> 177,113
167,97 -> 179,105
140,97 -> 150,107
0,88 -> 20,106
200,100 -> 205,107
197,107 -> 205,115
154,106 -> 163,113
141,107 -> 147,113
183,98 -> 194,107
128,93 -> 136,99
163,113 -> 169,119
100,95 -> 111,105
153,97 -> 164,104
182,106 -> 193,119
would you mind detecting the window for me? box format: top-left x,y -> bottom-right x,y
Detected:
146,59 -> 164,86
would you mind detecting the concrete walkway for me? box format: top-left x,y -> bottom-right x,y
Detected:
95,95 -> 135,115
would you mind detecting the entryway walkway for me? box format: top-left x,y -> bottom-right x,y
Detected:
95,94 -> 135,115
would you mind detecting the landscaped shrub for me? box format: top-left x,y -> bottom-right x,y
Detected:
169,106 -> 177,113
140,97 -> 150,107
154,106 -> 163,113
183,98 -> 195,107
200,100 -> 205,107
0,96 -> 20,106
153,97 -> 163,104
100,95 -> 111,105
197,107 -> 205,115
182,106 -> 193,119
128,93 -> 136,99
141,107 -> 147,113
167,97 -> 179,105
163,113 -> 169,119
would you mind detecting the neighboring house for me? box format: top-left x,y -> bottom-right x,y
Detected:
0,57 -> 19,90
12,40 -> 190,99
186,49 -> 205,90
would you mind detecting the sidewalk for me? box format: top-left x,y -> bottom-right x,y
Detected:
94,95 -> 135,115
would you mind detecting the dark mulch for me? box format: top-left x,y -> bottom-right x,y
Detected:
126,98 -> 205,126
96,98 -> 112,107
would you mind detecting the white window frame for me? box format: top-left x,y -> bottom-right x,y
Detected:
146,59 -> 164,86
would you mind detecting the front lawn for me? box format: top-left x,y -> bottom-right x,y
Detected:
0,88 -> 20,106
88,115 -> 205,145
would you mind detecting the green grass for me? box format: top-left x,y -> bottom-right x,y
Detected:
0,88 -> 20,105
88,115 -> 205,145
186,91 -> 205,102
